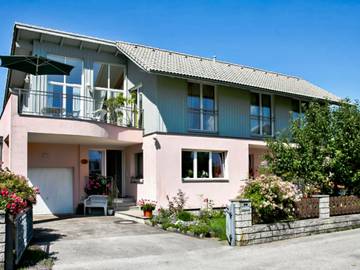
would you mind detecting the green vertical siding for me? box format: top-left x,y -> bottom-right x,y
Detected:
274,95 -> 291,135
217,85 -> 250,137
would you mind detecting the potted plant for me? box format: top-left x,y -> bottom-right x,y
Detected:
138,199 -> 156,218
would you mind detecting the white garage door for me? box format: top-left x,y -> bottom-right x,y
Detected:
28,168 -> 74,215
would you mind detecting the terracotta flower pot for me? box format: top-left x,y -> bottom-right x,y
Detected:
143,210 -> 153,218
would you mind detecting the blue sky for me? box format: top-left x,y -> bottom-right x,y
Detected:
0,0 -> 359,106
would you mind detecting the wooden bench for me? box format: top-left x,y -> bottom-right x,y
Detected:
84,195 -> 108,216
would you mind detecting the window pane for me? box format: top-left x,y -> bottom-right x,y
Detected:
250,93 -> 260,116
182,151 -> 194,178
47,84 -> 63,109
262,118 -> 272,135
66,86 -> 81,117
291,99 -> 300,120
66,58 -> 82,85
109,65 -> 124,90
47,55 -> 65,83
135,152 -> 143,178
188,110 -> 201,129
197,152 -> 209,178
203,84 -> 215,111
89,150 -> 103,176
94,63 -> 108,88
212,152 -> 225,178
187,83 -> 200,109
203,110 -> 215,131
251,117 -> 260,135
262,94 -> 272,118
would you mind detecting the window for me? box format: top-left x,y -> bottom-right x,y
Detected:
187,82 -> 216,132
135,152 -> 143,179
88,150 -> 104,177
47,55 -> 82,116
182,150 -> 226,180
291,99 -> 309,121
93,63 -> 125,91
250,93 -> 273,136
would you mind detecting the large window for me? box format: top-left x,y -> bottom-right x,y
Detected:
47,55 -> 83,116
182,150 -> 226,180
250,93 -> 273,136
187,82 -> 216,132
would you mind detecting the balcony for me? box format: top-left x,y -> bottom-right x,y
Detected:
16,89 -> 143,129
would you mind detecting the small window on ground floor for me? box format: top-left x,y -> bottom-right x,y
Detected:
182,150 -> 226,180
135,152 -> 143,179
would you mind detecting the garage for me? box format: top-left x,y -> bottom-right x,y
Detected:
28,168 -> 74,215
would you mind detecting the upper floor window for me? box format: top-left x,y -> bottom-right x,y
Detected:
250,93 -> 273,136
291,99 -> 309,121
187,82 -> 216,132
47,55 -> 83,116
93,63 -> 125,92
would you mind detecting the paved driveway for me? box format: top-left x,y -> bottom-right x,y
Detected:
32,216 -> 224,270
32,216 -> 360,270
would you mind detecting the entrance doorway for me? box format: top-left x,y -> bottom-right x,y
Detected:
106,150 -> 123,197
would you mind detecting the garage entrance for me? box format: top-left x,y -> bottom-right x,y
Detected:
28,168 -> 74,215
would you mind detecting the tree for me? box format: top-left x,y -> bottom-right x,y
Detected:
265,100 -> 360,195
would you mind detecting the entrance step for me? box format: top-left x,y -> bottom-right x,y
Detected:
112,197 -> 137,211
115,209 -> 150,224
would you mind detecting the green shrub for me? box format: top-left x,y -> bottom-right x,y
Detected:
151,208 -> 171,225
239,175 -> 301,223
209,217 -> 226,240
176,211 -> 194,221
189,222 -> 211,236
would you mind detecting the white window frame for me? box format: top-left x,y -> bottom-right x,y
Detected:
182,150 -> 227,180
92,62 -> 127,94
46,55 -> 84,116
250,92 -> 274,137
187,81 -> 218,132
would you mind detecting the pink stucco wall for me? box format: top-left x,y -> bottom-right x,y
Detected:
141,133 -> 266,209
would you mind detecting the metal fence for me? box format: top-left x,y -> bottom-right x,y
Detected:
225,204 -> 236,246
14,208 -> 33,264
16,89 -> 143,129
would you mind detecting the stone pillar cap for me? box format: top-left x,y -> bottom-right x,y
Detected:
312,194 -> 330,198
230,198 -> 251,202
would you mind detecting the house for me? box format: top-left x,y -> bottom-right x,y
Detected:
0,23 -> 340,214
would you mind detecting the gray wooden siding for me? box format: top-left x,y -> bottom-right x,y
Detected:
155,75 -> 294,138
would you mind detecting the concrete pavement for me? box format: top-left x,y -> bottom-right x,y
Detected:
32,216 -> 360,270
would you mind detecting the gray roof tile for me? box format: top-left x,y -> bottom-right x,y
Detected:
116,41 -> 340,102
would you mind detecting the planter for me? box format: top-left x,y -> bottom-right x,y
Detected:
107,209 -> 114,216
143,210 -> 153,218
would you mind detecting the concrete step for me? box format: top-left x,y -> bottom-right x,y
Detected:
113,197 -> 135,204
115,209 -> 150,224
114,205 -> 139,211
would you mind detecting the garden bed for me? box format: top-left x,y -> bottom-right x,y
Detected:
149,208 -> 226,240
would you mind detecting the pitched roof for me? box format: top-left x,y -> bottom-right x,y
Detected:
116,41 -> 340,102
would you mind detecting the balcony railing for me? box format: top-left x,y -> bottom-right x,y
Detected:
16,89 -> 143,129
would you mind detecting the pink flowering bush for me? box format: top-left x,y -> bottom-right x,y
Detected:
85,175 -> 112,196
0,169 -> 39,215
239,175 -> 302,223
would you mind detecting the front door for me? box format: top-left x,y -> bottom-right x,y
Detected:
106,150 -> 123,197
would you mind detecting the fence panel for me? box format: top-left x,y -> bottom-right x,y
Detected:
330,196 -> 360,216
295,197 -> 319,219
14,208 -> 33,264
